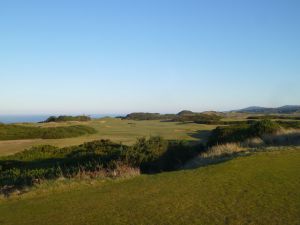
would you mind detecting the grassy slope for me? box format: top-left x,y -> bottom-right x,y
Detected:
0,148 -> 299,225
0,118 -> 216,156
0,124 -> 96,140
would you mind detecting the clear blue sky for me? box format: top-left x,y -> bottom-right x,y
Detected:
0,0 -> 299,114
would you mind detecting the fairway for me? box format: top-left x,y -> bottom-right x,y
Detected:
0,118 -> 216,156
0,148 -> 299,225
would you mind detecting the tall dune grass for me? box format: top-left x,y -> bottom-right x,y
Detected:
201,143 -> 245,158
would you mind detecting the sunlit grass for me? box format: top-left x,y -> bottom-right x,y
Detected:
0,148 -> 299,225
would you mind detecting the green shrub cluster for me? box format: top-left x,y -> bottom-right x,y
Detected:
124,113 -> 175,120
249,119 -> 281,136
0,124 -> 96,140
0,140 -> 125,187
43,115 -> 91,123
123,111 -> 224,124
125,136 -> 168,170
208,120 -> 281,145
170,113 -> 223,124
124,137 -> 201,172
0,137 -> 202,188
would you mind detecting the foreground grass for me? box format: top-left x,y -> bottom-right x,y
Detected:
0,148 -> 299,225
0,118 -> 216,156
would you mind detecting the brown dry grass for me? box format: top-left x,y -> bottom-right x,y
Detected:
183,143 -> 246,169
241,137 -> 265,148
202,143 -> 245,158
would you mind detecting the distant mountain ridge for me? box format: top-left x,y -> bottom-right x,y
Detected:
233,105 -> 300,114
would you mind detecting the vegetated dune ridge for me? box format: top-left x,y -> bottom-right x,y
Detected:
0,148 -> 299,225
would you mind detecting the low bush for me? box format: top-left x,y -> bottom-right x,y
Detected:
208,125 -> 250,145
43,115 -> 91,123
124,113 -> 175,120
125,137 -> 203,172
158,141 -> 202,171
0,137 -> 202,189
125,136 -> 168,171
249,119 -> 281,136
0,140 -> 126,187
0,124 -> 96,140
174,114 -> 223,123
208,120 -> 281,146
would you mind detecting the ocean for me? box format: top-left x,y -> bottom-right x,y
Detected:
0,114 -> 123,124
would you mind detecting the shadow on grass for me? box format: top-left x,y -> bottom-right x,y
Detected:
188,130 -> 211,141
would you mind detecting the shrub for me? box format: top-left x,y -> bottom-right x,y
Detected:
125,137 -> 203,172
0,140 -> 126,187
124,113 -> 175,121
43,115 -> 91,123
208,120 -> 281,146
0,124 -> 96,140
249,119 -> 281,137
174,113 -> 223,123
208,125 -> 251,145
158,141 -> 203,171
0,137 -> 203,189
125,136 -> 168,171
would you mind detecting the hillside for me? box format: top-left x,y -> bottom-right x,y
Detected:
233,105 -> 300,114
0,148 -> 299,225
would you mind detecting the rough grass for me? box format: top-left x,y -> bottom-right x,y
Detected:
0,148 -> 299,225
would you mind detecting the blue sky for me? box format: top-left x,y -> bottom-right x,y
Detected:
0,0 -> 299,114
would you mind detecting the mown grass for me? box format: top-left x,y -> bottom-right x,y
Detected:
0,148 -> 299,225
0,118 -> 216,156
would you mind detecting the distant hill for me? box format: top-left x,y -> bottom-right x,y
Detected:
233,105 -> 300,114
